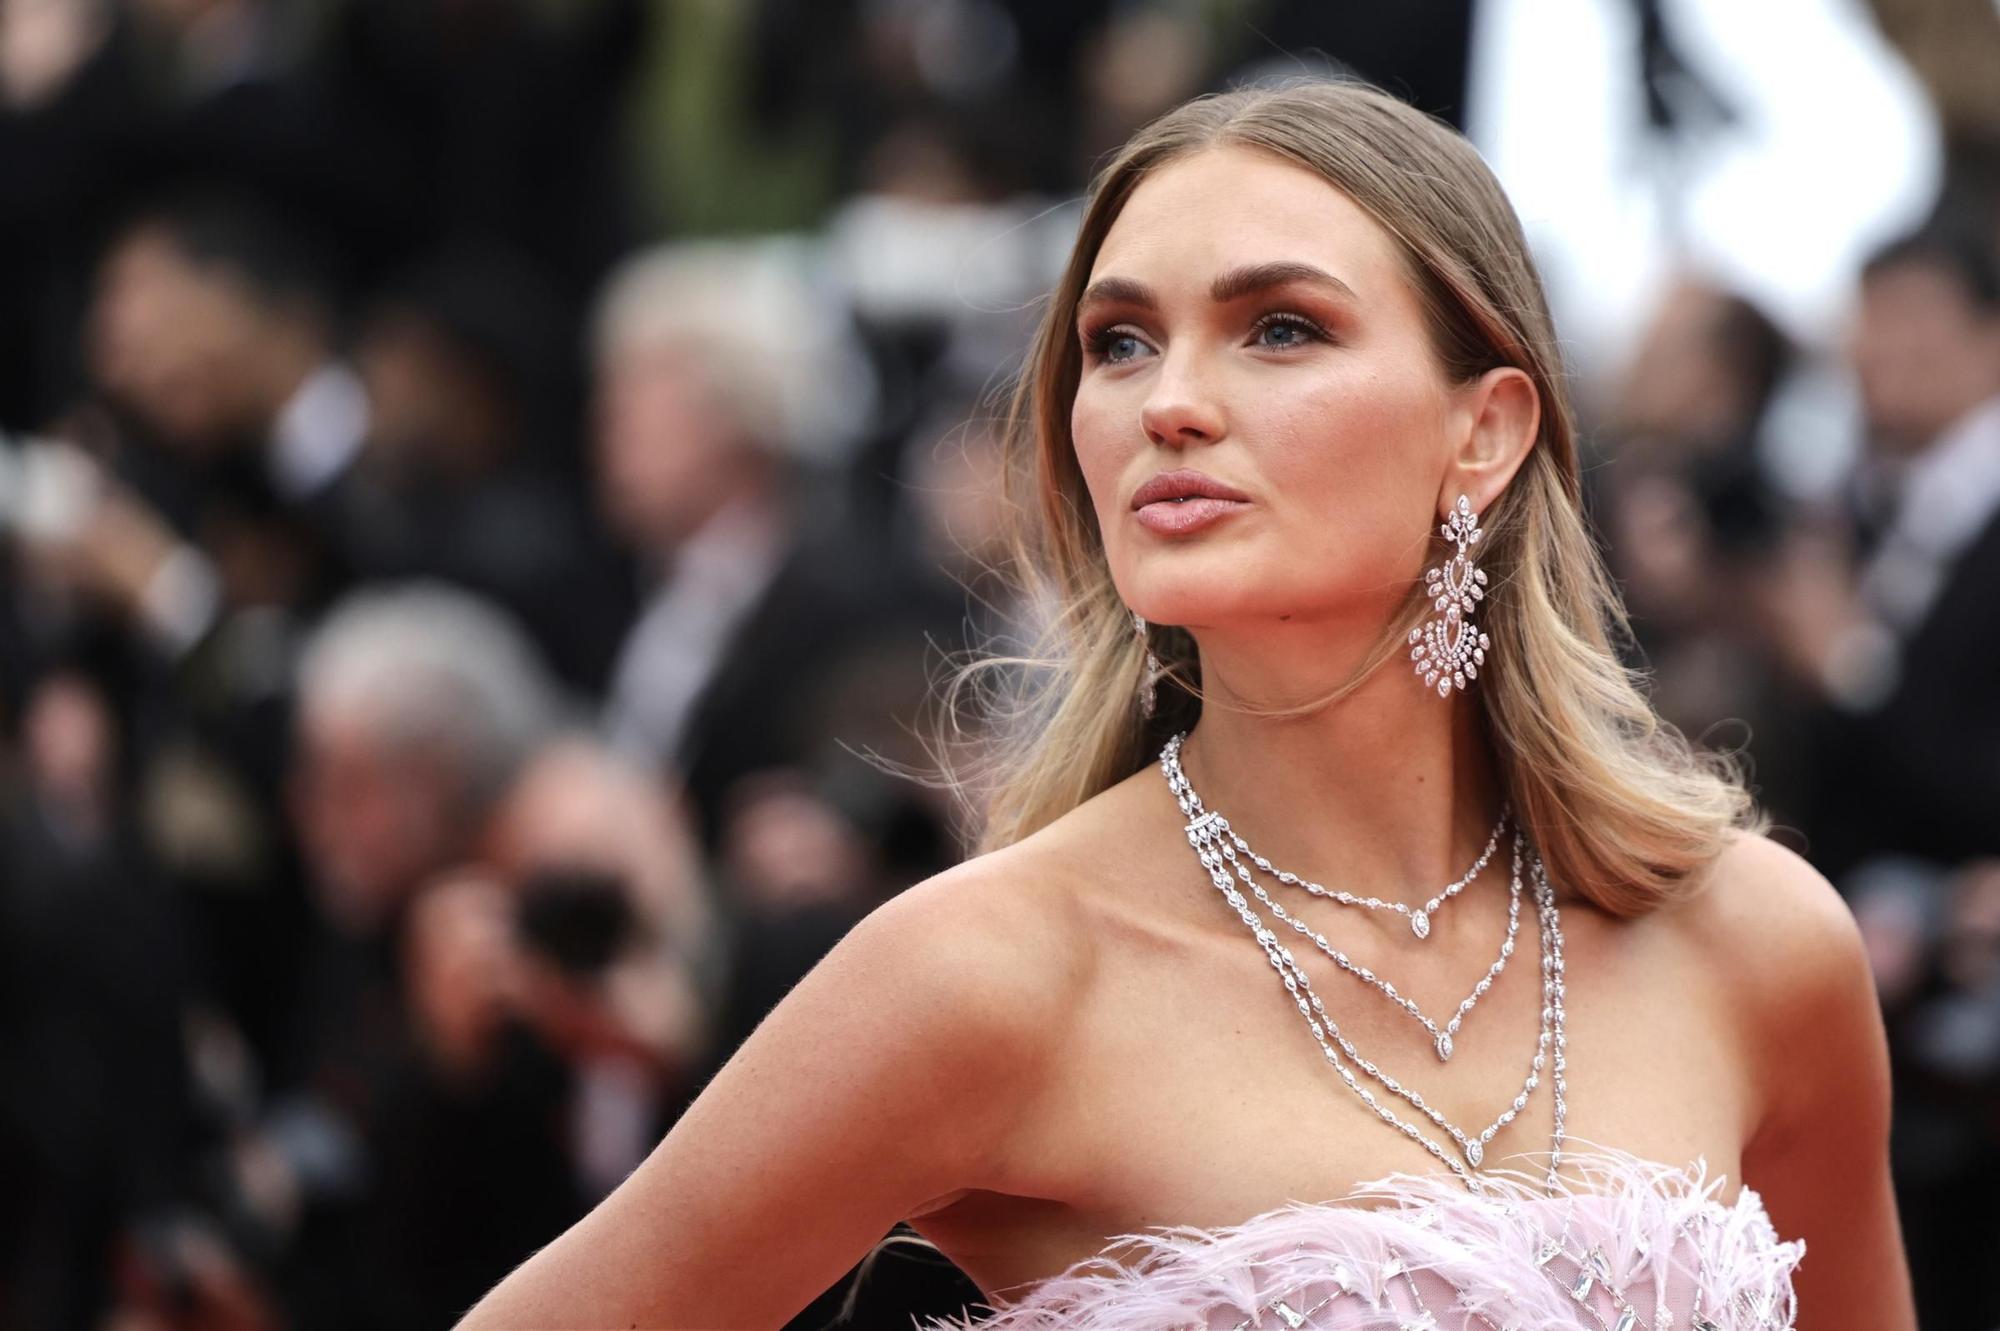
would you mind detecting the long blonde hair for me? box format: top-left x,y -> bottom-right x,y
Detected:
941,79 -> 1762,916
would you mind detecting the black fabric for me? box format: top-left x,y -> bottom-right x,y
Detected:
673,516 -> 957,853
1804,508 -> 2000,878
0,804 -> 191,1331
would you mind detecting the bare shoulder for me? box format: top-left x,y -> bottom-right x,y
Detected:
857,769 -> 1162,1051
1670,829 -> 1870,1021
1666,830 -> 1886,1147
896,762 -> 1172,949
867,834 -> 1096,1038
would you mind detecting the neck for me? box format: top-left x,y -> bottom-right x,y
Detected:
1172,620 -> 1506,914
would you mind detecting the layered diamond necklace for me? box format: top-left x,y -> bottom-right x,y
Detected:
1159,731 -> 1568,1194
1221,796 -> 1509,944
1168,742 -> 1517,1064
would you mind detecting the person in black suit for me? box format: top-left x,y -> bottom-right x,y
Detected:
1761,223 -> 2000,881
588,240 -> 953,869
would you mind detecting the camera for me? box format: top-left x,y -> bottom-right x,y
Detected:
513,865 -> 641,980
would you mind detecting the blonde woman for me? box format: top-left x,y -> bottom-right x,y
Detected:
457,81 -> 1913,1330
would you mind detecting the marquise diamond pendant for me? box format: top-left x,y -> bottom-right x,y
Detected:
1436,1031 -> 1453,1061
1411,909 -> 1431,940
1464,1138 -> 1484,1168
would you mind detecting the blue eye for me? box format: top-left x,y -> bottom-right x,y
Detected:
1083,325 -> 1148,364
1253,313 -> 1326,349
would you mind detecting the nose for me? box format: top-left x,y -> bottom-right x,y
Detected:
1140,349 -> 1226,447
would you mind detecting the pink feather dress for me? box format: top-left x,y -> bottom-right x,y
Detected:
920,1146 -> 1803,1330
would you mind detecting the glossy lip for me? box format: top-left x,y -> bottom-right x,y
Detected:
1129,469 -> 1252,536
1129,468 -> 1252,510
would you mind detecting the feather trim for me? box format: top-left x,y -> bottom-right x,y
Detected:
918,1144 -> 1803,1330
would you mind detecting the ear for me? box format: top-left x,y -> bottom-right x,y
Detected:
1440,366 -> 1539,519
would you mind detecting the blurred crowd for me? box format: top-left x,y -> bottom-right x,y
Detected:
0,1 -> 1995,1329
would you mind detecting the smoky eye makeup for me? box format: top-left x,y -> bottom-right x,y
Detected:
1247,311 -> 1333,349
1078,308 -> 1335,365
1079,321 -> 1148,364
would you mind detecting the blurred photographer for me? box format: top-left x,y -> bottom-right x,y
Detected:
233,582 -> 582,1331
487,738 -> 723,1191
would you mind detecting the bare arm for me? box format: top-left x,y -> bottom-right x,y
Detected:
453,860 -> 1066,1330
1728,836 -> 1916,1330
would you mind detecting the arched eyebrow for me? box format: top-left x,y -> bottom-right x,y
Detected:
1210,260 -> 1358,305
1076,261 -> 1357,317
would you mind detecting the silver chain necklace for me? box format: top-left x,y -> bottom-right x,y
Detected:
1161,732 -> 1568,1194
1190,815 -> 1549,1175
1163,745 -> 1519,1063
1214,788 -> 1510,943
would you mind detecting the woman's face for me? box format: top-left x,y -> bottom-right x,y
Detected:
1071,144 -> 1462,637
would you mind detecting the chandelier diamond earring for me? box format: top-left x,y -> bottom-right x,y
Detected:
1410,494 -> 1490,698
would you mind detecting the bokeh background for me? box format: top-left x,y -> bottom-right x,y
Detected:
0,1 -> 1996,1327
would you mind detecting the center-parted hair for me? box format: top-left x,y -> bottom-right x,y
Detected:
943,78 -> 1762,915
